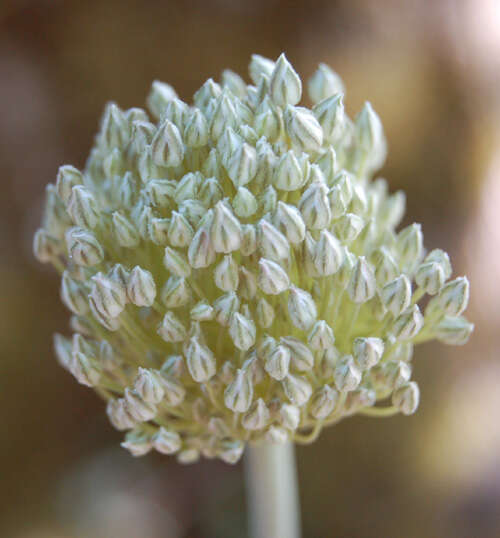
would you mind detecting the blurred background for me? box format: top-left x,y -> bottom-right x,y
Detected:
1,0 -> 499,536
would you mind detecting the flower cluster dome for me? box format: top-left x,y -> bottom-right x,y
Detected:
34,53 -> 473,464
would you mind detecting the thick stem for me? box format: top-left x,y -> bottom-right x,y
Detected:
244,442 -> 301,538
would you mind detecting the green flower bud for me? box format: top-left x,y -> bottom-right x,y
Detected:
190,301 -> 215,322
256,297 -> 275,328
249,54 -> 275,85
279,403 -> 301,430
308,320 -> 335,350
33,228 -> 61,263
313,94 -> 345,144
213,292 -> 240,326
258,258 -> 290,295
335,213 -> 364,243
432,277 -> 470,317
121,429 -> 153,457
265,344 -> 291,381
313,229 -> 343,276
415,262 -> 445,295
233,186 -> 258,218
61,271 -> 89,315
226,143 -> 257,188
211,201 -> 242,253
90,272 -> 127,319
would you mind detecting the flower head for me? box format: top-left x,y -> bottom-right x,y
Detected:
35,53 -> 473,464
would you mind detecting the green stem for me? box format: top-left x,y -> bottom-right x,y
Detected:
245,442 -> 301,538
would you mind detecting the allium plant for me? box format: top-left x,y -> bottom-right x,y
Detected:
34,54 -> 473,468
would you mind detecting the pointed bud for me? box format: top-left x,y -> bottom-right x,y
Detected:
347,256 -> 376,303
151,120 -> 184,167
214,255 -> 239,292
335,213 -> 364,243
371,247 -> 399,286
213,292 -> 240,326
163,246 -> 191,278
127,266 -> 156,306
392,305 -> 423,341
435,315 -> 474,345
249,54 -> 275,85
147,80 -> 177,119
354,102 -> 387,172
174,172 -> 199,203
269,53 -> 302,107
282,374 -> 312,406
60,271 -> 89,315
308,320 -> 335,350
226,142 -> 258,188
218,440 -> 244,465
210,92 -> 238,139
121,430 -> 153,457
353,337 -> 384,370
316,147 -> 337,185
415,262 -> 445,295
233,186 -> 258,218
90,272 -> 127,319
33,228 -> 61,263
71,351 -> 101,387
380,275 -> 412,317
284,105 -> 323,153
392,382 -> 419,415
66,227 -> 104,266
161,276 -> 191,308
199,176 -> 223,207
258,258 -> 290,295
299,179 -> 331,230
131,120 -> 156,153
100,103 -> 129,149
240,224 -> 258,256
157,311 -> 187,343
136,205 -> 153,240
88,295 -> 121,331
258,184 -> 278,214
161,355 -> 185,379
395,223 -> 423,273
185,337 -> 216,382
194,78 -> 222,109
146,179 -> 176,208
188,214 -> 216,268
256,298 -> 275,328
56,165 -> 83,204
224,368 -> 254,412
334,355 -> 362,392
124,388 -> 157,422
153,427 -> 181,454
274,201 -> 306,244
159,374 -> 186,406
164,97 -> 189,130
107,399 -> 136,431
190,301 -> 215,322
313,94 -> 345,144
112,211 -> 140,247
278,403 -> 300,430
229,313 -> 256,351
313,229 -> 343,275
265,344 -> 290,381
308,63 -> 344,104
288,287 -> 317,331
211,201 -> 241,253
432,277 -> 470,317
310,385 -> 339,419
134,368 -> 165,404
258,219 -> 290,262
242,398 -> 270,430
54,333 -> 73,371
279,336 -> 313,371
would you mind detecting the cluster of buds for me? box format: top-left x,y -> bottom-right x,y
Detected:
34,53 -> 473,464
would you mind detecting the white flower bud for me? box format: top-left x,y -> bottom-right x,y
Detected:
380,275 -> 412,317
308,320 -> 335,350
66,227 -> 104,266
90,272 -> 127,319
392,381 -> 419,415
88,295 -> 121,331
299,179 -> 331,230
316,147 -> 337,185
33,229 -> 61,263
211,201 -> 241,253
344,388 -> 376,415
145,179 -> 175,208
194,78 -> 222,109
285,105 -> 323,153
219,440 -> 245,464
157,311 -> 187,343
256,297 -> 275,328
54,333 -> 73,371
100,103 -> 129,149
415,262 -> 445,295
258,184 -> 278,214
147,80 -> 177,119
432,277 -> 470,317
159,374 -> 186,406
309,385 -> 339,419
214,255 -> 239,292
255,140 -> 278,187
258,219 -> 290,262
61,271 -> 89,315
148,217 -> 169,245
134,367 -> 165,404
217,127 -> 242,166
274,201 -> 306,244
124,388 -> 157,422
313,94 -> 345,144
240,224 -> 258,256
308,63 -> 344,104
373,360 -> 412,391
255,106 -> 281,141
210,92 -> 238,139
258,258 -> 290,295
435,316 -> 474,345
279,403 -> 301,430
353,337 -> 384,370
190,301 -> 214,322
265,344 -> 291,381
242,398 -> 270,430
127,266 -> 156,307
56,165 -> 83,204
153,427 -> 181,454
347,257 -> 376,303
121,430 -> 153,457
213,292 -> 240,326
335,213 -> 364,243
425,249 -> 452,279
233,187 -> 258,218
395,223 -> 423,273
164,97 -> 189,130
131,120 -> 156,153
224,368 -> 254,412
269,53 -> 302,107
115,171 -> 137,208
163,246 -> 191,278
334,355 -> 362,392
173,172 -> 198,204
266,425 -> 289,444
112,211 -> 140,247
136,205 -> 153,240
161,354 -> 184,378
151,120 -> 184,167
71,351 -> 102,387
107,399 -> 136,431
160,276 -> 191,308
371,247 -> 399,286
226,143 -> 257,188
249,54 -> 275,84
392,305 -> 423,341
235,267 -> 256,301
185,337 -> 216,382
354,102 -> 387,172
282,374 -> 312,406
288,287 -> 317,331
313,229 -> 343,275
280,336 -> 314,371
229,312 -> 256,351
188,216 -> 215,269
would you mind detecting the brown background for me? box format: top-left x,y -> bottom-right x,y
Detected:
1,0 -> 500,536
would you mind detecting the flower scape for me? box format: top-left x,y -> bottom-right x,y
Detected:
34,54 -> 473,464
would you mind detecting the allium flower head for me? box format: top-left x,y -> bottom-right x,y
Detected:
35,53 -> 473,464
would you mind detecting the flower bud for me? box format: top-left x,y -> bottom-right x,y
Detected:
56,165 -> 83,204
54,333 -> 73,371
90,272 -> 127,319
67,185 -> 100,229
162,246 -> 191,278
392,381 -> 419,415
334,355 -> 361,392
347,257 -> 376,303
127,266 -> 156,307
121,429 -> 153,457
395,223 -> 423,273
258,219 -> 290,262
310,385 -> 339,419
190,301 -> 214,322
239,224 -> 257,256
335,213 -> 364,243
226,143 -> 257,188
354,102 -> 387,172
66,227 -> 104,266
134,367 -> 165,404
231,186 -> 257,218
161,276 -> 191,308
214,255 -> 239,292
211,201 -> 241,253
224,368 -> 254,412
112,211 -> 140,247
256,297 -> 275,328
282,374 -> 312,406
131,120 -> 155,153
107,399 -> 136,430
185,337 -> 216,382
313,229 -> 343,275
33,229 -> 61,263
164,97 -> 189,129
157,311 -> 187,343
124,388 -> 157,422
392,305 -> 423,341
308,63 -> 344,104
194,78 -> 222,109
380,275 -> 412,317
210,92 -> 238,139
100,103 -> 129,149
285,105 -> 323,154
249,54 -> 275,85
371,246 -> 399,286
265,344 -> 291,380
280,336 -> 314,371
71,351 -> 102,386
61,271 -> 89,315
279,403 -> 301,430
299,179 -> 331,230
219,440 -> 245,464
274,201 -> 306,245
353,337 -> 384,370
269,53 -> 302,107
160,375 -> 186,406
242,398 -> 270,430
435,316 -> 474,345
266,426 -> 289,444
153,427 -> 181,454
151,119 -> 184,168
313,94 -> 345,144
229,313 -> 256,351
432,277 -> 470,317
213,292 -> 240,326
415,262 -> 445,295
258,258 -> 290,295
147,80 -> 177,119
288,287 -> 317,331
425,249 -> 452,279
308,320 -> 335,350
